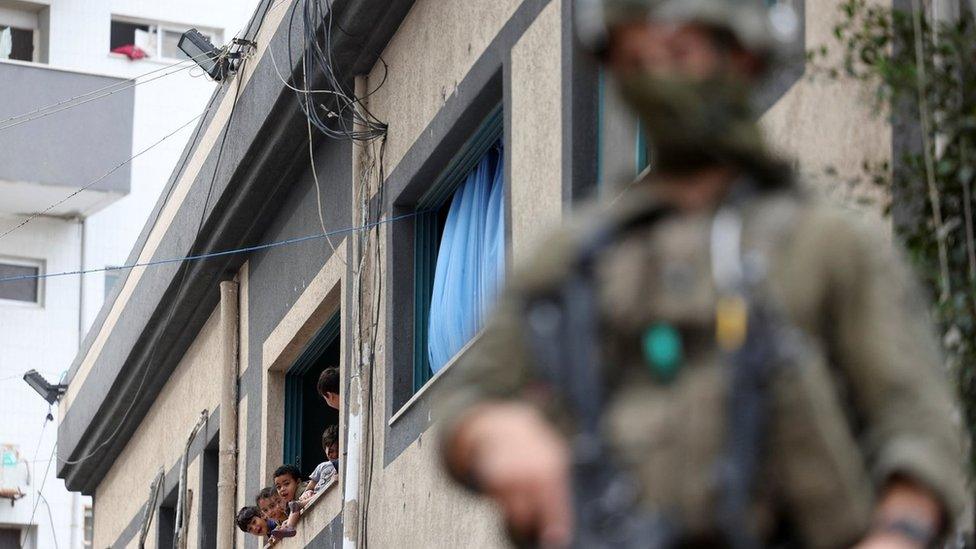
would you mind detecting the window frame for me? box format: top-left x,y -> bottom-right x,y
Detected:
283,312 -> 341,473
0,6 -> 40,63
109,16 -> 221,63
410,105 -> 504,393
0,256 -> 44,307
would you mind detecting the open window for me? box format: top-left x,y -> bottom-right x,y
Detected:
109,17 -> 220,61
411,106 -> 505,392
0,3 -> 41,63
156,486 -> 176,549
198,438 -> 218,549
283,313 -> 340,476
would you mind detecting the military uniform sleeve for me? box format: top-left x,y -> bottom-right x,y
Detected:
825,215 -> 966,519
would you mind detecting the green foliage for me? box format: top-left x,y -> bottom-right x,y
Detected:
812,0 -> 976,474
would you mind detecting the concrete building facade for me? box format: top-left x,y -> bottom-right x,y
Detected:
0,1 -> 254,547
54,0 -> 896,548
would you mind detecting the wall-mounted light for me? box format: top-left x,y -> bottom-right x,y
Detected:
23,370 -> 66,406
178,29 -> 256,82
178,29 -> 226,80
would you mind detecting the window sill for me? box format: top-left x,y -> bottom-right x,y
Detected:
389,332 -> 483,427
106,52 -> 182,66
263,476 -> 340,548
0,298 -> 43,309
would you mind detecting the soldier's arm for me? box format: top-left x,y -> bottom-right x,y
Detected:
825,215 -> 966,539
437,288 -> 574,544
437,226 -> 584,544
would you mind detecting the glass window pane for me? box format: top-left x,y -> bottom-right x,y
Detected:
0,263 -> 39,303
109,20 -> 149,51
161,30 -> 184,59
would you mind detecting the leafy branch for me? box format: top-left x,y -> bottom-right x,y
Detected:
811,0 -> 976,474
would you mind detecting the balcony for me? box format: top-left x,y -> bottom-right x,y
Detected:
0,59 -> 133,218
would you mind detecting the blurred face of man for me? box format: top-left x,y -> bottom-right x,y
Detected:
607,21 -> 725,82
605,21 -> 758,83
602,20 -> 766,177
322,391 -> 340,410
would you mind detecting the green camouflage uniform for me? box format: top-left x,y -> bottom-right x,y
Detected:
440,179 -> 966,547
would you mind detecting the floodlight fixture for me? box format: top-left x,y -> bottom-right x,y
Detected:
178,29 -> 256,82
178,29 -> 226,80
23,369 -> 66,406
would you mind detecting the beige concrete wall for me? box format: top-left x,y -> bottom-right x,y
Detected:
366,0 -> 522,174
761,0 -> 892,222
352,1 -> 567,547
510,0 -> 564,266
92,306 -> 222,548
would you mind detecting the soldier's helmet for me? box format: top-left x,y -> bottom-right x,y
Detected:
575,0 -> 800,72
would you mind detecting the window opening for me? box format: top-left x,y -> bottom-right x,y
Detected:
0,25 -> 33,62
0,259 -> 42,304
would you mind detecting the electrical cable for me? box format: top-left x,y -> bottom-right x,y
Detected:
0,60 -> 204,133
56,55 -> 250,468
21,439 -> 56,549
0,0 -> 277,133
0,50 -> 218,128
37,492 -> 60,549
0,210 -> 423,284
0,110 -> 212,242
286,0 -> 388,142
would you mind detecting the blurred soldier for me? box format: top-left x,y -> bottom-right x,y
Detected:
439,0 -> 966,547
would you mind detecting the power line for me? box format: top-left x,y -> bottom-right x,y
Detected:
0,0 -> 292,132
55,19 -> 268,465
21,424 -> 56,549
0,211 -> 422,285
0,51 -> 216,128
0,61 -> 204,133
0,109 -> 212,242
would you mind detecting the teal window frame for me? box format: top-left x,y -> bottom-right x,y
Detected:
283,312 -> 340,469
412,105 -> 504,392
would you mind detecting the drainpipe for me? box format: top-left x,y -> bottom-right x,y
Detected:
342,75 -> 369,549
69,492 -> 78,549
216,281 -> 239,549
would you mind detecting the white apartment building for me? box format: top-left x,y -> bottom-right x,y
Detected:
0,1 -> 256,547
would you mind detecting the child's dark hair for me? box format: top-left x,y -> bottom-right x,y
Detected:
322,424 -> 339,452
273,464 -> 302,482
255,486 -> 276,504
317,367 -> 340,395
236,506 -> 261,532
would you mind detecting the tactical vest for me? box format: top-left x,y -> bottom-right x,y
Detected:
525,189 -> 874,548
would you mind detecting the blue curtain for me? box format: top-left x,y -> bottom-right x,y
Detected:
427,143 -> 505,373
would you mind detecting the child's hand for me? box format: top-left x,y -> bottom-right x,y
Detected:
299,490 -> 313,502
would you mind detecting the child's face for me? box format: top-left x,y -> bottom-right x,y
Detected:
247,516 -> 269,536
275,474 -> 300,502
326,442 -> 339,462
257,495 -> 286,522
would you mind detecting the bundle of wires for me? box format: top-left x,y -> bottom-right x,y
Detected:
288,0 -> 388,142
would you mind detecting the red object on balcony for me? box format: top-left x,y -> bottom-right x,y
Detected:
111,44 -> 147,60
